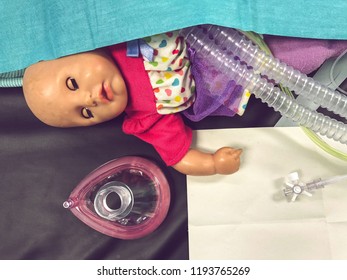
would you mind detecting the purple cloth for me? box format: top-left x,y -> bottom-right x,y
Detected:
183,48 -> 244,122
264,35 -> 347,74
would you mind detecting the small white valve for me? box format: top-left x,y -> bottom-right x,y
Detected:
283,172 -> 314,202
283,172 -> 347,202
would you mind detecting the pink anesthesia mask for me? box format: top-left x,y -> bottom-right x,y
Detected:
63,156 -> 171,239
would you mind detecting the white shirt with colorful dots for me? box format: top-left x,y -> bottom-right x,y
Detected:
143,31 -> 250,116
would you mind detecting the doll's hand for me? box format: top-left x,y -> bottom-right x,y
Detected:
213,147 -> 242,175
173,147 -> 242,176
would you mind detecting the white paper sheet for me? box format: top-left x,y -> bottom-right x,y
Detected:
187,127 -> 347,259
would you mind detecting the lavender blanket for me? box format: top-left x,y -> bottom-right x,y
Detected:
265,35 -> 347,74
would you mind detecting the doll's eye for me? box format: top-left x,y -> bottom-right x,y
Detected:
66,77 -> 79,91
81,107 -> 94,119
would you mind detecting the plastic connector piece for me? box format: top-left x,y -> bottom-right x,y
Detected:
283,172 -> 315,202
283,171 -> 347,202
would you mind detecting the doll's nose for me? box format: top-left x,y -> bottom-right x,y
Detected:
85,92 -> 98,107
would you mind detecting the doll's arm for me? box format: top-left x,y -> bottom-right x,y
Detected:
173,147 -> 242,176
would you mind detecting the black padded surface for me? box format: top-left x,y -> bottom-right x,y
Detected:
0,86 -> 280,259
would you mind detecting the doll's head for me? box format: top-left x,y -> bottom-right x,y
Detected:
22,49 -> 128,127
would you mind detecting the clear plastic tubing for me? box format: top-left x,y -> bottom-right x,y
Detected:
180,26 -> 347,144
180,25 -> 347,119
320,174 -> 347,186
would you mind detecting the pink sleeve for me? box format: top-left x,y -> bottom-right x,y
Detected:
123,113 -> 192,166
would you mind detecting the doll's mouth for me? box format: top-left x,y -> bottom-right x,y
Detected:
100,83 -> 114,103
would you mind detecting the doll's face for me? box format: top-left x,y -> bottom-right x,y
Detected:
22,49 -> 128,127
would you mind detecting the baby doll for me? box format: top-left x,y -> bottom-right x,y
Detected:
22,27 -> 347,176
22,30 -> 244,176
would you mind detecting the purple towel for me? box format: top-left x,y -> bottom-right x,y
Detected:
182,48 -> 244,122
264,35 -> 347,74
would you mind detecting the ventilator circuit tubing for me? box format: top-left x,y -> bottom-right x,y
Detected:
183,25 -> 347,119
180,26 -> 347,144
